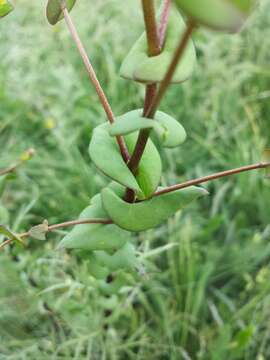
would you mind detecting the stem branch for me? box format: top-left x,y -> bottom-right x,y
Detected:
154,162 -> 270,196
62,7 -> 129,162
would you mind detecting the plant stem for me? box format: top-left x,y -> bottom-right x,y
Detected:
141,0 -> 160,56
19,218 -> 112,238
0,148 -> 35,177
0,239 -> 12,250
0,164 -> 18,177
154,162 -> 270,196
158,0 -> 171,49
127,1 -> 169,174
146,18 -> 196,119
62,7 -> 129,162
129,3 -> 193,175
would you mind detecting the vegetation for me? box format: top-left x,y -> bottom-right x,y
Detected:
0,0 -> 270,358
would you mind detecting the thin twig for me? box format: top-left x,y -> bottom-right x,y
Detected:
0,239 -> 12,250
158,0 -> 171,49
19,218 -> 112,238
62,7 -> 129,162
141,0 -> 160,56
154,162 -> 270,196
0,164 -> 18,177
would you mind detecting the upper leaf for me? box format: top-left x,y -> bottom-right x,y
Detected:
120,5 -> 196,84
46,0 -> 76,25
0,0 -> 13,19
89,123 -> 162,199
109,109 -> 187,148
58,196 -> 130,251
101,186 -> 208,232
175,0 -> 256,32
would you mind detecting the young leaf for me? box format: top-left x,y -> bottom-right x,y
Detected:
46,0 -> 76,25
89,124 -> 162,198
175,0 -> 255,32
109,109 -> 187,148
88,253 -> 110,280
29,220 -> 49,241
120,5 -> 196,84
101,186 -> 208,232
94,242 -> 140,272
58,197 -> 130,251
0,224 -> 25,246
0,0 -> 13,18
89,124 -> 142,194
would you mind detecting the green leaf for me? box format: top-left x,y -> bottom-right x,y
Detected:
88,253 -> 110,280
0,0 -> 13,18
101,186 -> 208,232
98,272 -> 132,296
46,0 -> 76,25
89,124 -> 142,194
58,196 -> 130,251
94,242 -> 140,272
89,124 -> 162,198
29,220 -> 49,241
0,224 -> 25,246
109,109 -> 186,148
120,5 -> 196,84
175,0 -> 255,32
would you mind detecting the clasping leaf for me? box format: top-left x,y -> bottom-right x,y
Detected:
120,5 -> 196,84
109,109 -> 187,148
101,186 -> 208,232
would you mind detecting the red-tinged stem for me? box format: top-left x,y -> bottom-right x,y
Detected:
127,1 -> 169,175
146,19 -> 196,119
62,7 -> 129,162
19,218 -> 112,238
158,0 -> 171,49
0,218 -> 112,250
154,162 -> 270,196
141,0 -> 160,56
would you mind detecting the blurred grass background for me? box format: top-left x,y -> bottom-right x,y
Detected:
0,0 -> 270,358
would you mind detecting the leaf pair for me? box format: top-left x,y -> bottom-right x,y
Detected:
89,123 -> 162,199
109,109 -> 186,149
0,0 -> 13,18
101,186 -> 208,232
120,5 -> 196,84
46,0 -> 76,25
175,0 -> 255,32
58,194 -> 130,251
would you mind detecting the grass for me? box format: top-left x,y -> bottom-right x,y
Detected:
0,0 -> 270,358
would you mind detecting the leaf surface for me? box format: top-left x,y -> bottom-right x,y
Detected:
46,0 -> 76,25
102,186 -> 208,232
89,124 -> 162,198
109,109 -> 186,148
120,5 -> 196,84
175,0 -> 255,32
58,196 -> 130,251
